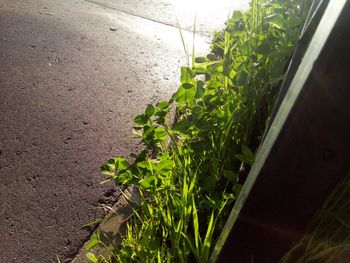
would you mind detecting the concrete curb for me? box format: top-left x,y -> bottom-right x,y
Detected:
72,186 -> 140,262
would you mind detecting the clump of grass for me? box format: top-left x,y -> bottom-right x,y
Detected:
281,174 -> 350,263
86,0 -> 312,262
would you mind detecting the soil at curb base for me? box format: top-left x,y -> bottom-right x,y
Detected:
72,186 -> 140,263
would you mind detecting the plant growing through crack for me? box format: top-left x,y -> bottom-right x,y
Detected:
86,0 -> 313,262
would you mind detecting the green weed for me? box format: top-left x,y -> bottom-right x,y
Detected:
88,0 -> 312,262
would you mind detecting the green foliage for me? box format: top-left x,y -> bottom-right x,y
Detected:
91,0 -> 312,262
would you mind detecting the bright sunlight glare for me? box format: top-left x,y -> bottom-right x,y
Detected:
174,0 -> 250,33
175,0 -> 248,13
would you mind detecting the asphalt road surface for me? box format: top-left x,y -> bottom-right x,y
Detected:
0,0 -> 247,262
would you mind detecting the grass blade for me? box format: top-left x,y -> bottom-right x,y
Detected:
192,16 -> 197,68
177,21 -> 189,67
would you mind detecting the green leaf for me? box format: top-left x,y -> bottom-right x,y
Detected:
145,104 -> 155,117
262,0 -> 274,7
154,127 -> 168,141
235,145 -> 255,166
100,163 -> 114,176
180,66 -> 195,84
230,10 -> 243,22
101,157 -> 131,183
193,67 -> 207,75
156,100 -> 169,109
195,80 -> 205,99
86,252 -> 98,263
223,170 -> 238,182
114,157 -> 129,171
206,53 -> 217,61
86,238 -> 99,250
287,15 -> 302,28
242,145 -> 254,164
195,56 -> 207,63
140,175 -> 158,189
192,195 -> 200,250
256,38 -> 271,56
137,160 -> 153,171
235,70 -> 249,86
174,83 -> 196,104
269,45 -> 293,59
222,63 -> 234,78
201,211 -> 215,261
193,60 -> 221,69
143,125 -> 155,140
191,105 -> 204,120
264,14 -> 287,29
156,159 -> 173,172
134,114 -> 148,126
172,120 -> 191,133
193,119 -> 211,131
116,170 -> 133,185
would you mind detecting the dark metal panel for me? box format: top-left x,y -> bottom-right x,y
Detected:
211,0 -> 350,262
268,0 -> 329,128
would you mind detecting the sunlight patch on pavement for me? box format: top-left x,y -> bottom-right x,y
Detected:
174,0 -> 250,33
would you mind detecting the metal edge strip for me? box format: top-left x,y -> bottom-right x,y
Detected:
209,0 -> 347,261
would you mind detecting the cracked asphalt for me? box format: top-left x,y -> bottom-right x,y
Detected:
0,0 -> 247,262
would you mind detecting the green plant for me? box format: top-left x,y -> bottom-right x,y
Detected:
87,0 -> 312,262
